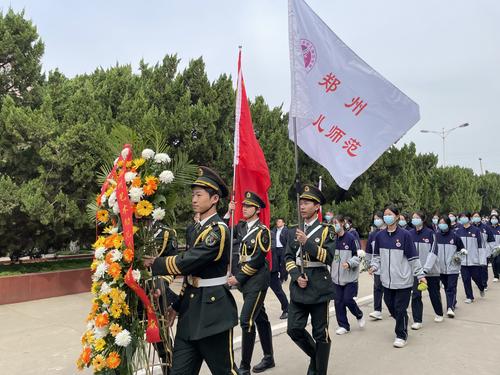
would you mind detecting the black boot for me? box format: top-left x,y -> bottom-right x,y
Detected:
306,358 -> 317,375
315,342 -> 331,375
252,354 -> 275,373
239,330 -> 256,375
253,318 -> 275,373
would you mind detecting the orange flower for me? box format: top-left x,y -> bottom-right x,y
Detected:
123,248 -> 134,263
131,176 -> 142,187
107,263 -> 122,279
81,347 -> 92,364
96,194 -> 102,206
145,176 -> 159,185
93,236 -> 106,249
104,233 -> 123,249
105,252 -> 114,265
94,312 -> 109,328
106,352 -> 121,369
91,301 -> 99,314
143,183 -> 157,196
76,357 -> 84,370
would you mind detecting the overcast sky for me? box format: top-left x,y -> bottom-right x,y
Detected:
2,0 -> 499,174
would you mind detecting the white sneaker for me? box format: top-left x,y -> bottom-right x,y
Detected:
411,322 -> 422,330
335,327 -> 349,335
447,308 -> 455,318
434,315 -> 444,323
493,278 -> 499,282
393,338 -> 407,348
464,298 -> 473,304
369,311 -> 383,320
357,317 -> 366,328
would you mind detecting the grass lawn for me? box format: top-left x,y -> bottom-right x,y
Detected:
0,258 -> 92,277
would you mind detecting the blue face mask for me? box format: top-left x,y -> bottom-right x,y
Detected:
373,218 -> 383,228
438,223 -> 449,232
384,215 -> 395,225
491,218 -> 498,225
459,217 -> 469,225
334,223 -> 342,233
398,220 -> 407,227
472,217 -> 481,224
324,215 -> 332,222
411,218 -> 423,227
432,218 -> 438,225
449,216 -> 456,223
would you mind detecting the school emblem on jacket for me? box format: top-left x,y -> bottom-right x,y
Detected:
450,239 -> 454,244
344,245 -> 349,250
315,238 -> 320,243
396,239 -> 401,248
472,234 -> 476,237
423,238 -> 429,243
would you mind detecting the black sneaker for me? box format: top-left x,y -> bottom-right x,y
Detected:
279,311 -> 288,320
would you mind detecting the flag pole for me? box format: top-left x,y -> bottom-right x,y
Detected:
293,116 -> 304,275
229,45 -> 243,277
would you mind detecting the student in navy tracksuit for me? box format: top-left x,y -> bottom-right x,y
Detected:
369,205 -> 427,348
431,213 -> 440,232
365,211 -> 385,320
408,211 -> 443,329
456,211 -> 484,303
448,212 -> 459,231
330,215 -> 364,335
489,214 -> 500,281
398,212 -> 412,231
435,216 -> 465,318
471,211 -> 496,290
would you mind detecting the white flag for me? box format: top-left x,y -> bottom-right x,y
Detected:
288,0 -> 420,190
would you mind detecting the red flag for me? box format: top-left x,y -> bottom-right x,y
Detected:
232,50 -> 272,266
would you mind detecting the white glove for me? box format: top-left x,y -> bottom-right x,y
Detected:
357,249 -> 366,258
460,249 -> 468,255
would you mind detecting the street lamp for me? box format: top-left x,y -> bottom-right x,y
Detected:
420,123 -> 469,167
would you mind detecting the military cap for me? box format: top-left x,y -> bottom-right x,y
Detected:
299,184 -> 326,205
191,166 -> 229,198
242,191 -> 266,209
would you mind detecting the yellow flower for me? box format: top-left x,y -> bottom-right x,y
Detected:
105,186 -> 114,197
126,161 -> 133,168
136,200 -> 153,216
92,354 -> 106,371
76,357 -> 85,370
109,323 -> 122,337
90,260 -> 98,272
91,282 -> 100,296
110,304 -> 122,319
100,294 -> 111,305
86,331 -> 95,345
102,225 -> 117,234
133,158 -> 146,168
94,338 -> 106,352
123,303 -> 130,316
92,236 -> 106,249
112,234 -> 123,249
132,226 -> 139,234
96,210 -> 109,223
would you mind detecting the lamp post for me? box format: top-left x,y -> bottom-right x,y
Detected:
420,123 -> 469,167
479,157 -> 484,175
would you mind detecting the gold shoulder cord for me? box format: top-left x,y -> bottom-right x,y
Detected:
158,230 -> 170,257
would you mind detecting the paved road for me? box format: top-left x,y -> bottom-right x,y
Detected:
0,271 -> 498,375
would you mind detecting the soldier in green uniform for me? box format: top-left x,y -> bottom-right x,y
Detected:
227,191 -> 274,375
148,166 -> 239,375
285,184 -> 335,375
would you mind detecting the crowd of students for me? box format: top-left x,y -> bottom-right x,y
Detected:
326,206 -> 500,348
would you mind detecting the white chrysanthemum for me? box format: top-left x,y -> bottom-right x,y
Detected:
100,282 -> 111,295
108,191 -> 117,208
159,170 -> 175,184
154,153 -> 171,164
110,249 -> 122,262
132,269 -> 141,283
92,262 -> 108,281
101,194 -> 107,205
109,226 -> 119,234
141,149 -> 155,160
112,202 -> 120,215
86,321 -> 94,331
94,247 -> 106,260
152,207 -> 166,221
114,157 -> 119,165
115,329 -> 132,347
94,326 -> 109,340
129,187 -> 144,203
121,148 -> 129,159
125,171 -> 137,183
357,249 -> 366,258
